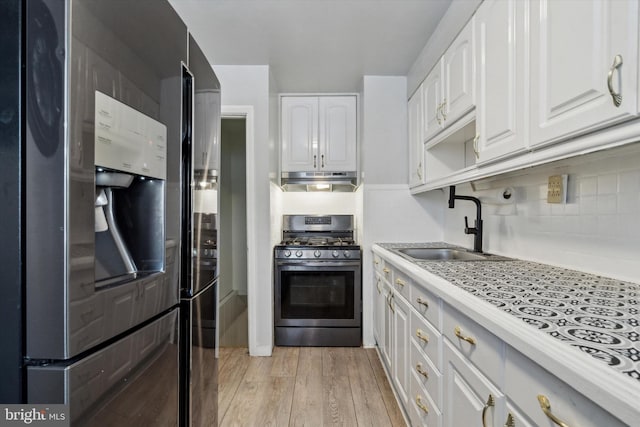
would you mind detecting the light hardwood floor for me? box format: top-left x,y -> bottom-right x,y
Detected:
218,347 -> 407,426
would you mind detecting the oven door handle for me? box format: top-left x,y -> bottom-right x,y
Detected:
276,261 -> 361,268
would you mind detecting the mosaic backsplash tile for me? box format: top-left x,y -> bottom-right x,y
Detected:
377,243 -> 640,381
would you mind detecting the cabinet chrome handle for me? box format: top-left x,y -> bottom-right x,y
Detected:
382,267 -> 390,274
441,98 -> 447,120
473,134 -> 480,159
417,162 -> 422,180
376,277 -> 382,294
607,54 -> 623,107
313,154 -> 317,168
388,294 -> 395,313
395,278 -> 406,287
416,328 -> 429,344
538,395 -> 570,427
454,326 -> 476,345
482,394 -> 495,427
321,154 -> 325,168
504,412 -> 515,427
416,297 -> 429,308
416,396 -> 429,414
416,363 -> 429,379
436,103 -> 442,125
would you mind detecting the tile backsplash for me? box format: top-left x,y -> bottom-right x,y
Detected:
443,145 -> 640,282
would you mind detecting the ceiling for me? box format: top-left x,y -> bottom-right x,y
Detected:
169,0 -> 452,93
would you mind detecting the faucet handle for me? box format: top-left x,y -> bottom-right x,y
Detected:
464,216 -> 476,234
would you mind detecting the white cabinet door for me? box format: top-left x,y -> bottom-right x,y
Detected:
530,0 -> 639,148
475,0 -> 528,164
373,273 -> 385,346
319,96 -> 357,171
382,284 -> 393,369
443,340 -> 505,427
281,96 -> 318,171
408,87 -> 424,187
391,292 -> 410,406
443,19 -> 475,125
422,61 -> 445,142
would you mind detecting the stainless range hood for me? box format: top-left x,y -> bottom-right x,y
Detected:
281,171 -> 358,192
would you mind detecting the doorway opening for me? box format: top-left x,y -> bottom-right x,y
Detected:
219,117 -> 248,347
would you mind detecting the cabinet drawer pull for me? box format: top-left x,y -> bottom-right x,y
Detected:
417,162 -> 422,180
416,395 -> 429,414
395,278 -> 406,287
415,363 -> 429,379
416,297 -> 429,308
454,326 -> 476,345
538,395 -> 570,427
376,278 -> 382,294
382,267 -> 390,274
504,412 -> 515,427
416,328 -> 429,344
440,98 -> 447,120
436,103 -> 442,125
388,294 -> 395,313
607,54 -> 623,107
321,154 -> 325,168
482,394 -> 495,427
374,259 -> 379,265
313,154 -> 317,168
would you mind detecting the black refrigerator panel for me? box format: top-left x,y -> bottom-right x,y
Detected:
24,0 -> 187,361
0,0 -> 23,403
28,309 -> 179,426
180,282 -> 218,427
181,35 -> 220,298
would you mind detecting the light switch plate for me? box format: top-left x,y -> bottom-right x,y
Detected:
547,174 -> 568,203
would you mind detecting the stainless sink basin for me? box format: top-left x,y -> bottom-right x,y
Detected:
394,247 -> 490,261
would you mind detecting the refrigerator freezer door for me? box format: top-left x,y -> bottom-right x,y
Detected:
28,309 -> 179,425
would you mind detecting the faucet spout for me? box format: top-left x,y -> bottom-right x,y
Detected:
448,185 -> 483,253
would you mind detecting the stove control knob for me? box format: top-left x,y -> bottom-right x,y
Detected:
284,250 -> 292,257
295,250 -> 303,258
332,250 -> 340,258
344,251 -> 351,258
314,250 -> 321,258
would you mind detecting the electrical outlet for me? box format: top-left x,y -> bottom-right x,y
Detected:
547,174 -> 568,203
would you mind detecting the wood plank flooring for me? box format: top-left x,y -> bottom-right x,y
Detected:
218,347 -> 407,427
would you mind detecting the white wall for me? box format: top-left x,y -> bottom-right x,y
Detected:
216,65 -> 274,356
444,145 -> 640,283
360,76 -> 444,346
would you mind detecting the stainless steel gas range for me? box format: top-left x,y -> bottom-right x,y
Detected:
274,215 -> 362,346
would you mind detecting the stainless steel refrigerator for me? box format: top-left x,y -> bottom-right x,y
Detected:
179,35 -> 221,427
0,1 -> 218,425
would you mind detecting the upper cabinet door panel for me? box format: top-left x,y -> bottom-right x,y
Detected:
443,19 -> 475,124
318,96 -> 357,171
475,0 -> 528,164
281,96 -> 318,172
422,62 -> 444,142
530,0 -> 639,148
408,88 -> 424,187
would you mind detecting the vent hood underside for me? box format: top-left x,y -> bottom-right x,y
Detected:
280,171 -> 358,192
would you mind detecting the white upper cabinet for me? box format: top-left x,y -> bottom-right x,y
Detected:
442,19 -> 476,125
422,62 -> 445,142
318,96 -> 357,172
281,95 -> 356,172
529,0 -> 639,148
281,96 -> 319,172
475,0 -> 528,164
422,19 -> 476,144
408,87 -> 424,187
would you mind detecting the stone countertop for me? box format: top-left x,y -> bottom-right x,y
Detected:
373,242 -> 640,424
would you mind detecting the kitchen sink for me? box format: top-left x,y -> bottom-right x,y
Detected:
393,247 -> 491,261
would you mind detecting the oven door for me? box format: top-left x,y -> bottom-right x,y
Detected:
275,261 -> 361,327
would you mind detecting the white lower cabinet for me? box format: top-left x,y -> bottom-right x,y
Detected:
372,250 -> 630,427
443,340 -> 504,427
505,346 -> 627,427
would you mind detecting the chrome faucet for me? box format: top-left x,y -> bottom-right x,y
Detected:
448,185 -> 483,253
